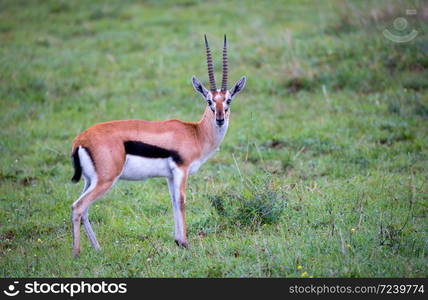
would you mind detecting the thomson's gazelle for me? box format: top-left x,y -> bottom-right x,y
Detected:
70,35 -> 246,257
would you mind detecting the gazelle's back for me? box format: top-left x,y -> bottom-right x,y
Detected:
73,120 -> 196,151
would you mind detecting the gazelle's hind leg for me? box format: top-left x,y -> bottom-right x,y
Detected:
82,207 -> 100,251
71,146 -> 121,257
72,180 -> 115,257
79,176 -> 100,250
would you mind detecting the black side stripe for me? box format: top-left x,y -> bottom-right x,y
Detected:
124,141 -> 184,165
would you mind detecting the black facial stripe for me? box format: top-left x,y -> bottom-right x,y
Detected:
207,100 -> 215,112
124,141 -> 183,165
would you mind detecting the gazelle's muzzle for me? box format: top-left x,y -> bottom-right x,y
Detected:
215,102 -> 225,126
216,118 -> 225,126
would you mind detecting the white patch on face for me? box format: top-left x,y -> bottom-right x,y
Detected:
224,90 -> 231,99
206,92 -> 215,111
224,90 -> 232,112
120,155 -> 172,180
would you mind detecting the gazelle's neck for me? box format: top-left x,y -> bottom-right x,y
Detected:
196,106 -> 228,155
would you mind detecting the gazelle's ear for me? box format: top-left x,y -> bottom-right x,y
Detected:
192,76 -> 209,99
229,76 -> 246,98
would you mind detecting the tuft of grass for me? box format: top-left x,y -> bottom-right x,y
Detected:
208,175 -> 287,228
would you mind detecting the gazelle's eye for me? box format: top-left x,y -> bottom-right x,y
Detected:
226,99 -> 231,105
207,100 -> 213,106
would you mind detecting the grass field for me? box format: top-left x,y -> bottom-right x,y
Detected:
0,0 -> 427,277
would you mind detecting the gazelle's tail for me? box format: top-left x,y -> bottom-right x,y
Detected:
71,147 -> 82,183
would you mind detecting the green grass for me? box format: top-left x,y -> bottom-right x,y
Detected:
0,0 -> 427,277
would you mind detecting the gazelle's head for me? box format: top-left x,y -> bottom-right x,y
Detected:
192,35 -> 246,127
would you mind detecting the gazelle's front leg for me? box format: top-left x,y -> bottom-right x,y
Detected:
167,167 -> 188,248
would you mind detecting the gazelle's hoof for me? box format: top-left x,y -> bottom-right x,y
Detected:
175,240 -> 189,249
72,250 -> 80,258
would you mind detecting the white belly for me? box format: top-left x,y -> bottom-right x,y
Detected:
120,155 -> 172,181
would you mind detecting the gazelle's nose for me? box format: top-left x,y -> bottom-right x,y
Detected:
216,119 -> 225,126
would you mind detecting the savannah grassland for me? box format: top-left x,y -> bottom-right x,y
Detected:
0,0 -> 427,277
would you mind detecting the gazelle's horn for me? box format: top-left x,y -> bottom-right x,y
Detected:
204,35 -> 216,91
221,35 -> 228,91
